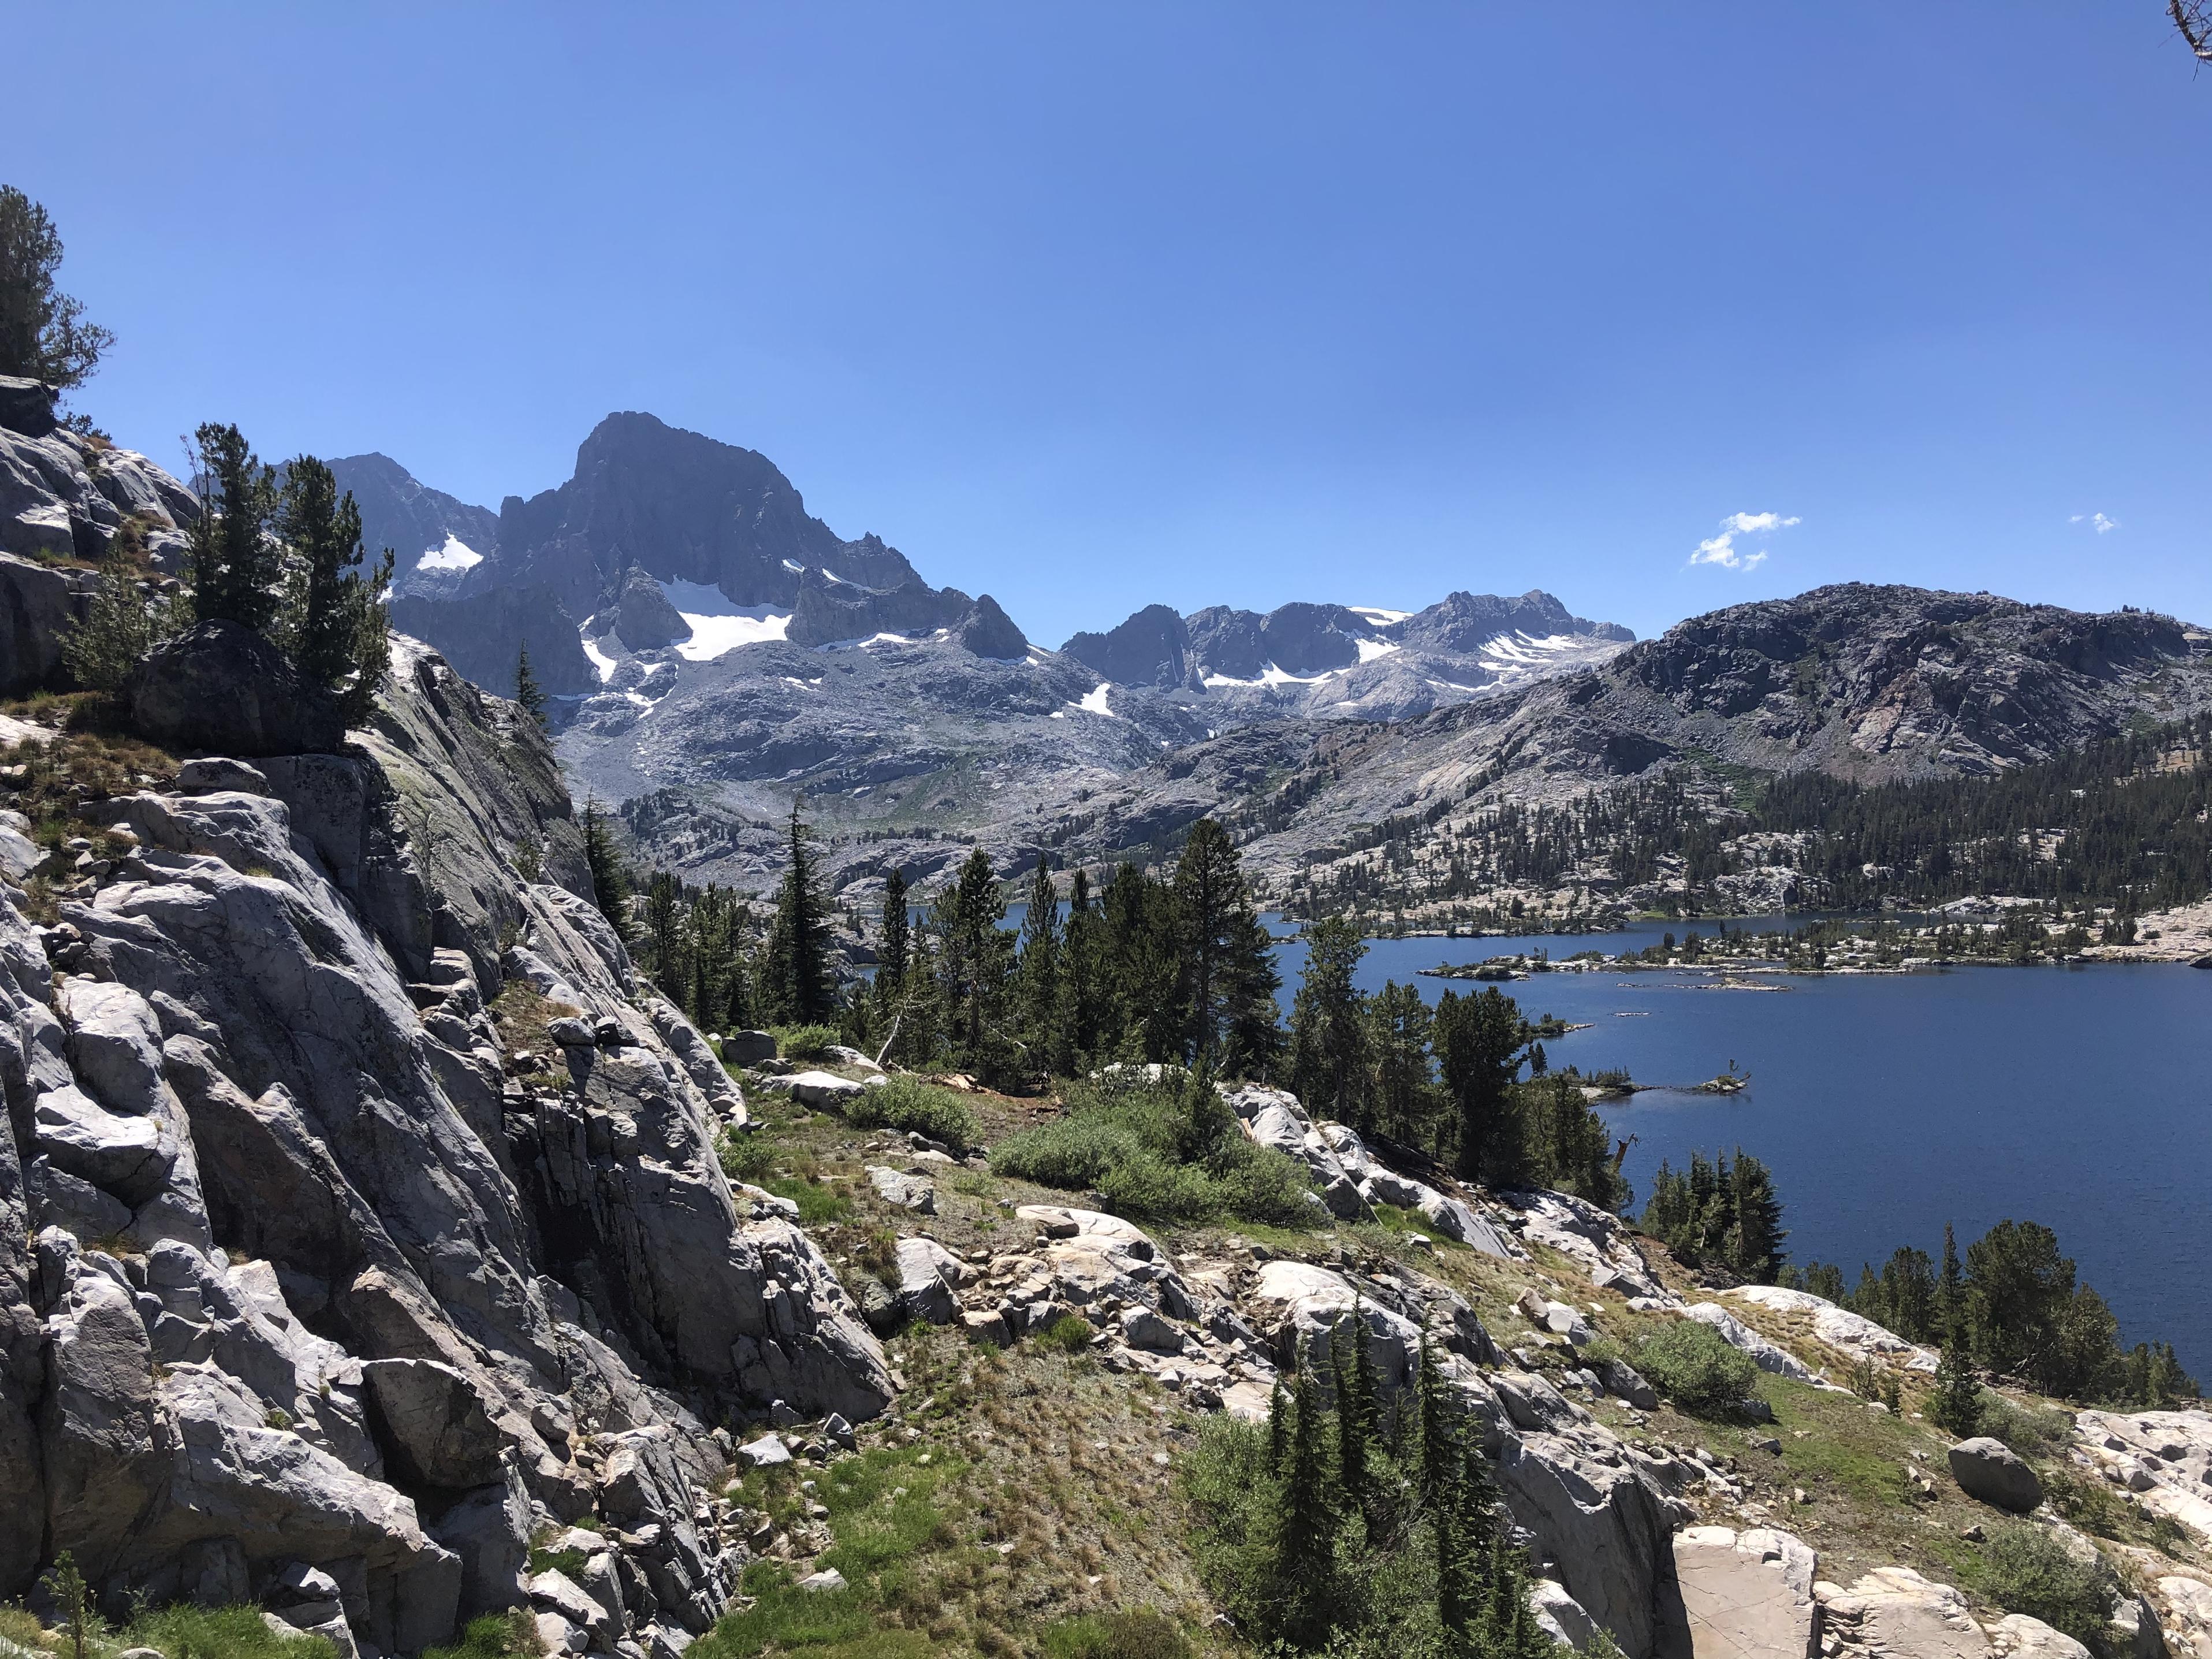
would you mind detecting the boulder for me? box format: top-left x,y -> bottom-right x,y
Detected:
1600,1357 -> 1659,1411
1671,1525 -> 1819,1659
1684,1304 -> 1818,1382
1120,1307 -> 1185,1353
1948,1437 -> 2043,1512
529,1567 -> 620,1652
782,1070 -> 865,1107
865,1166 -> 935,1214
894,1237 -> 963,1325
176,757 -> 272,794
723,1030 -> 779,1066
0,376 -> 58,438
361,1359 -> 508,1488
737,1434 -> 791,1470
797,1568 -> 847,1594
123,620 -> 347,755
1819,1567 -> 2088,1658
33,1083 -> 174,1203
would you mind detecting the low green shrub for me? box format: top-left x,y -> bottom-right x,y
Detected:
717,1129 -> 776,1184
991,1115 -> 1139,1190
773,1024 -> 840,1061
845,1075 -> 979,1153
1975,1391 -> 2071,1456
1966,1524 -> 2117,1650
1039,1314 -> 1097,1355
1041,1608 -> 1192,1659
1634,1321 -> 1762,1416
991,1070 -> 1317,1227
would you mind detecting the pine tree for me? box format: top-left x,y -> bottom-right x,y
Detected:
278,455 -> 392,722
1101,864 -> 1181,1062
1289,917 -> 1368,1128
1366,980 -> 1434,1145
581,795 -> 631,941
880,868 -> 912,986
933,847 -> 1015,1077
0,187 -> 112,392
1331,1324 -> 1369,1523
515,641 -> 549,728
62,542 -> 178,695
1220,903 -> 1286,1081
1937,1221 -> 1965,1336
1060,868 -> 1102,1065
766,801 -> 836,1025
1433,985 -> 1525,1181
643,871 -> 686,990
1929,1329 -> 1982,1438
189,423 -> 280,632
1173,819 -> 1280,1070
1271,1349 -> 1338,1648
1018,854 -> 1063,1074
1729,1150 -> 1787,1283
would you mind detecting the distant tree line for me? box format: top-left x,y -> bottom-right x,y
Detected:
602,812 -> 1626,1204
1287,713 -> 2212,924
1791,1219 -> 2196,1409
1638,1149 -> 2198,1410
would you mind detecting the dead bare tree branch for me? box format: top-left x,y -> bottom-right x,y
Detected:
2173,0 -> 2212,63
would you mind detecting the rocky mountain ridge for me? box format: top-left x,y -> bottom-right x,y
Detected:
327,428 -> 1628,847
1062,590 -> 1634,725
984,583 -> 2212,918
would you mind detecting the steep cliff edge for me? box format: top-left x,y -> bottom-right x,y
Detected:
0,646 -> 892,1656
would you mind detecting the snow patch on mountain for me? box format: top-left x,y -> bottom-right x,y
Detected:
1077,682 -> 1117,716
658,578 -> 795,660
416,531 -> 483,572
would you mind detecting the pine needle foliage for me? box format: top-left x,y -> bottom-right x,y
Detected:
1182,1334 -> 1559,1657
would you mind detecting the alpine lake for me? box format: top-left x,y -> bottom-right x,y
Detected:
1263,916 -> 2212,1378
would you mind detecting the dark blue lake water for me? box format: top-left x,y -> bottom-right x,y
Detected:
1263,917 -> 2212,1377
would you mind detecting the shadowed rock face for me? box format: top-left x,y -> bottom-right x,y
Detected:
388,587 -> 598,700
471,413 -> 922,618
123,621 -> 347,757
0,641 -> 892,1651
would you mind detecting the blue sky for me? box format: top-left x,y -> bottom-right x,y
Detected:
11,4 -> 2210,645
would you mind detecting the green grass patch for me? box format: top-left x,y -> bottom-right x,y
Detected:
125,1604 -> 342,1659
422,1610 -> 538,1659
1763,1379 -> 1916,1507
1038,1314 -> 1097,1356
1634,1322 -> 1761,1418
992,1072 -> 1316,1227
1041,1608 -> 1193,1659
697,1444 -> 969,1658
755,1174 -> 852,1226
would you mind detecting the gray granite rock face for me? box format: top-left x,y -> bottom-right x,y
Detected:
0,642 -> 889,1649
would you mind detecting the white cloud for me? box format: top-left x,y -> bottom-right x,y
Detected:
2069,512 -> 2119,534
1690,510 -> 1797,570
1719,511 -> 1800,535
